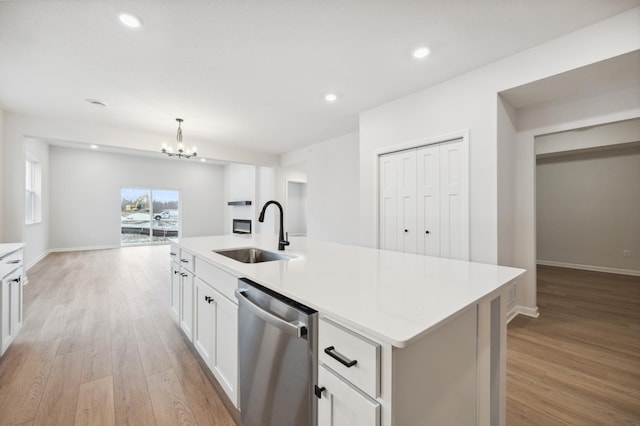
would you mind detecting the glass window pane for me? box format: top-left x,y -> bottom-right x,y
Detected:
121,188 -> 152,245
151,190 -> 179,243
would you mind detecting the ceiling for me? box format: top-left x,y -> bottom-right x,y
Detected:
500,51 -> 640,109
1,1 -> 638,155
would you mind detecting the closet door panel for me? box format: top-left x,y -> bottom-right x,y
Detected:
440,140 -> 465,260
416,145 -> 440,256
379,154 -> 399,251
398,151 -> 417,254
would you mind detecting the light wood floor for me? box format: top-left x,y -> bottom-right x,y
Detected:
2,249 -> 639,425
507,265 -> 640,425
0,245 -> 236,426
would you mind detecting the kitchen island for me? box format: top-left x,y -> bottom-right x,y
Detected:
169,234 -> 525,426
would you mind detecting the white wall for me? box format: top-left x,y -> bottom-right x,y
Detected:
0,109 -> 3,242
2,111 -> 278,248
286,181 -> 307,236
282,132 -> 360,246
224,163 -> 257,235
24,138 -> 49,267
512,92 -> 640,316
497,96 -> 519,309
223,163 -> 277,236
537,144 -> 640,274
358,8 -> 640,267
49,146 -> 225,252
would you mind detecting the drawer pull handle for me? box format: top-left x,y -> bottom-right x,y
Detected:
314,385 -> 326,399
173,270 -> 179,275
169,252 -> 177,256
11,276 -> 21,284
180,272 -> 188,277
7,260 -> 21,264
180,259 -> 189,263
324,346 -> 357,368
204,295 -> 214,304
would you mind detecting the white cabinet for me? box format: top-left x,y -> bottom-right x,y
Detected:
168,246 -> 195,342
379,138 -> 468,260
179,269 -> 194,341
317,318 -> 381,426
211,287 -> 238,404
194,278 -> 215,366
169,247 -> 239,408
169,262 -> 180,321
1,246 -> 24,356
317,365 -> 380,426
193,277 -> 239,407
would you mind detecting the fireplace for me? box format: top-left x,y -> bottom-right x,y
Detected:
232,219 -> 252,234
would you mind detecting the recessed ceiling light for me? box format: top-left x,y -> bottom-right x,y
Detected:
413,46 -> 430,59
119,13 -> 142,29
90,145 -> 98,149
325,93 -> 337,102
85,98 -> 107,107
200,158 -> 206,162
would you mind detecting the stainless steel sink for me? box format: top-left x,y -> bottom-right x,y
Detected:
213,247 -> 293,263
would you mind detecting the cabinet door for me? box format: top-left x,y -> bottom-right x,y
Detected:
212,290 -> 238,407
170,263 -> 180,321
1,276 -> 10,353
416,144 -> 441,256
10,272 -> 23,335
193,278 -> 215,367
317,365 -> 380,426
180,270 -> 194,341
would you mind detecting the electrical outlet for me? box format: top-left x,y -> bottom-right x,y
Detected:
623,250 -> 631,257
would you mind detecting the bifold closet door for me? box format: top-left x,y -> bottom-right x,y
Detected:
380,137 -> 467,260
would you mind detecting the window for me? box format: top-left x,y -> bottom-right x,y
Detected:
120,188 -> 180,245
25,154 -> 42,224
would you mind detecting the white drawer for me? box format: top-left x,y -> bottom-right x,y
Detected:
319,317 -> 380,397
196,259 -> 238,302
1,250 -> 23,278
178,249 -> 195,273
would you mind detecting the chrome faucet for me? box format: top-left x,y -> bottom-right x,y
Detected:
258,200 -> 290,251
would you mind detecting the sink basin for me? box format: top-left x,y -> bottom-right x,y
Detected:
213,247 -> 293,264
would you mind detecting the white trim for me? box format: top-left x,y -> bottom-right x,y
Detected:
25,250 -> 50,271
506,305 -> 540,323
373,129 -> 470,259
49,244 -> 121,253
537,260 -> 640,277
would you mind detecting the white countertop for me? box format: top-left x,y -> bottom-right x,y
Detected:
0,243 -> 24,258
171,234 -> 525,348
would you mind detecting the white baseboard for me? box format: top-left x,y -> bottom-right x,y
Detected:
49,244 -> 120,253
507,305 -> 540,323
25,250 -> 50,271
537,260 -> 640,277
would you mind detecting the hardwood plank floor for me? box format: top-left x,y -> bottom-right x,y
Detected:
3,247 -> 638,425
0,246 -> 236,426
507,265 -> 640,425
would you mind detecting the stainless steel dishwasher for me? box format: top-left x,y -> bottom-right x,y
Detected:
236,278 -> 318,426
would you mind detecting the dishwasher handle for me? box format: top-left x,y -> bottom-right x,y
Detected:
235,289 -> 308,339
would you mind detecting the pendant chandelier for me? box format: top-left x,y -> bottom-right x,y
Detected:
161,118 -> 197,159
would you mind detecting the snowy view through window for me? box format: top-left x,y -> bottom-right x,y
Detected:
121,188 -> 179,245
